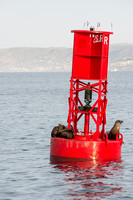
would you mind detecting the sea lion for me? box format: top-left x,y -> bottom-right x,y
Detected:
51,124 -> 74,139
108,120 -> 123,140
58,124 -> 66,132
51,126 -> 59,137
60,129 -> 74,139
51,124 -> 65,137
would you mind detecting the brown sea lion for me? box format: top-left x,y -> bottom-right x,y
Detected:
51,124 -> 65,137
51,124 -> 74,139
51,126 -> 59,137
60,129 -> 74,139
108,120 -> 123,140
58,124 -> 66,132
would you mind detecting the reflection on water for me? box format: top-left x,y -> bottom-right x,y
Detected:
51,159 -> 124,199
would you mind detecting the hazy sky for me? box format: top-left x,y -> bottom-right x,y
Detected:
0,0 -> 133,48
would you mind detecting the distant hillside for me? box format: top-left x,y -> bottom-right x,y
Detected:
109,43 -> 133,71
0,47 -> 72,72
0,44 -> 133,72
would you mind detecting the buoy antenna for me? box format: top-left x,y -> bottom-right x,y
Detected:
97,22 -> 101,30
111,23 -> 113,31
87,21 -> 89,29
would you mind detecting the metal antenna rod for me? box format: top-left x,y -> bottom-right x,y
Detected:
97,22 -> 100,30
87,21 -> 89,29
111,23 -> 113,31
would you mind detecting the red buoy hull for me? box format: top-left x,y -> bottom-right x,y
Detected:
50,136 -> 122,161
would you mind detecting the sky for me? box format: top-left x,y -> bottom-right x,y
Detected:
0,0 -> 133,48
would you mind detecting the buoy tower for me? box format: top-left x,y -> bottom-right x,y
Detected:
50,29 -> 123,161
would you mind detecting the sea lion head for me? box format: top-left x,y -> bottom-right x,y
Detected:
58,124 -> 66,132
115,120 -> 123,124
114,120 -> 123,131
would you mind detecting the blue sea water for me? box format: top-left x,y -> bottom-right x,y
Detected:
0,71 -> 133,200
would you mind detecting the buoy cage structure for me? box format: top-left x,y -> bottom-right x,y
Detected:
50,30 -> 123,161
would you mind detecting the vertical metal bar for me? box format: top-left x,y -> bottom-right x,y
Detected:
102,80 -> 108,137
74,79 -> 79,133
84,113 -> 89,136
96,80 -> 102,138
68,78 -> 73,129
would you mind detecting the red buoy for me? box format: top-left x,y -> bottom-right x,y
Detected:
50,29 -> 123,161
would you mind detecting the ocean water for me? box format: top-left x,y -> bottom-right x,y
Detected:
0,71 -> 133,200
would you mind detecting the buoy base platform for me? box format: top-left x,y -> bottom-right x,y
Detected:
50,135 -> 123,161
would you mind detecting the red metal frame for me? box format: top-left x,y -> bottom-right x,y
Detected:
67,78 -> 108,140
67,30 -> 113,140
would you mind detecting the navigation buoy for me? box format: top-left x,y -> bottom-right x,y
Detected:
50,29 -> 123,161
